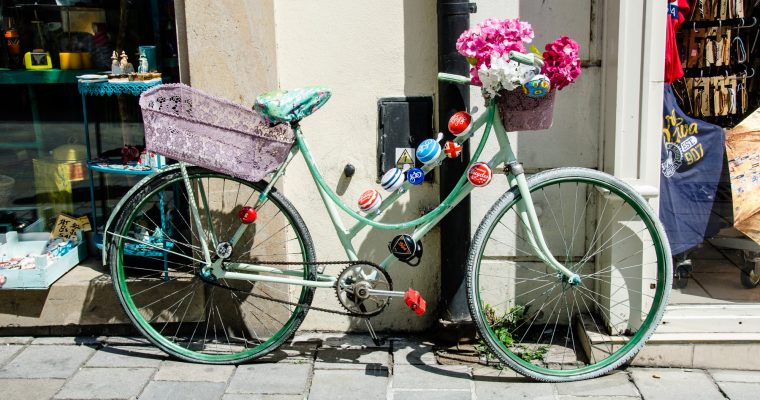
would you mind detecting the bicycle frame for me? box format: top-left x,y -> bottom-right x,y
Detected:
185,96 -> 580,289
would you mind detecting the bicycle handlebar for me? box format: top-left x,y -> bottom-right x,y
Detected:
437,52 -> 543,85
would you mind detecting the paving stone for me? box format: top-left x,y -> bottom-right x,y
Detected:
307,333 -> 390,349
471,365 -> 525,379
0,345 -> 95,379
555,371 -> 639,397
86,345 -> 166,368
0,378 -> 66,400
253,344 -> 317,364
392,339 -> 437,365
393,390 -> 472,400
54,367 -> 154,399
139,381 -> 226,400
557,396 -> 639,400
475,379 -> 554,400
392,365 -> 471,390
315,348 -> 390,371
222,395 -> 303,400
227,363 -> 311,394
155,360 -> 235,382
98,336 -> 152,346
0,337 -> 32,345
0,345 -> 22,367
309,369 -> 388,400
31,336 -> 100,346
631,368 -> 724,400
709,369 -> 760,383
715,382 -> 760,400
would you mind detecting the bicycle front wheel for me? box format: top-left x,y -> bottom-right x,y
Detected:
468,167 -> 671,381
108,166 -> 316,364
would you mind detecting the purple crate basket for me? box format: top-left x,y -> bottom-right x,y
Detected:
496,88 -> 556,131
139,84 -> 295,182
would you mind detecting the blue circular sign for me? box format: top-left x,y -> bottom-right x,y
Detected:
416,139 -> 441,164
406,168 -> 425,185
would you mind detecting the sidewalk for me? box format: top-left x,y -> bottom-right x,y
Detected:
0,333 -> 758,400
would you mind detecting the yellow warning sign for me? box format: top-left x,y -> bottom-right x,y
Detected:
395,148 -> 415,170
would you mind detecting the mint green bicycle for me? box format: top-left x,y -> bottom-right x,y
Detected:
104,52 -> 671,382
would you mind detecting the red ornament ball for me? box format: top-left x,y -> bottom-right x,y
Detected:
358,189 -> 382,213
238,206 -> 258,224
448,111 -> 471,135
467,162 -> 493,187
443,141 -> 463,158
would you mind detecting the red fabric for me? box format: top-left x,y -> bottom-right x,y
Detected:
665,0 -> 690,83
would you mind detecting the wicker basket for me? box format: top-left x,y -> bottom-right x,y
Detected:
496,88 -> 556,131
139,84 -> 295,182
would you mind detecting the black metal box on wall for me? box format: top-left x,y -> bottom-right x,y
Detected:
377,97 -> 434,181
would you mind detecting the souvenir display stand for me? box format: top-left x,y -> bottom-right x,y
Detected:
0,230 -> 86,289
77,79 -> 171,259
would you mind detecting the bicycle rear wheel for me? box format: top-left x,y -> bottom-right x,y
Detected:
468,167 -> 671,381
108,166 -> 316,364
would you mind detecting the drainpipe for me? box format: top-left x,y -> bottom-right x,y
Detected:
437,0 -> 476,330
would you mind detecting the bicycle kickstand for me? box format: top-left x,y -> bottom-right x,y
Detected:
364,318 -> 386,346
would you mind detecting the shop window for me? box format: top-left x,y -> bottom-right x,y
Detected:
0,0 -> 179,234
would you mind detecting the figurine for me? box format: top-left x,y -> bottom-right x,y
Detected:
111,50 -> 121,74
138,54 -> 149,74
120,51 -> 134,74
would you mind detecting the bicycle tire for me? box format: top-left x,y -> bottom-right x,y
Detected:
467,167 -> 671,382
108,166 -> 316,364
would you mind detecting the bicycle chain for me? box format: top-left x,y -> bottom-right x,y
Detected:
207,259 -> 385,317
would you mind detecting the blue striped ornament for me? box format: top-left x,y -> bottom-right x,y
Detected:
416,139 -> 442,165
380,168 -> 405,192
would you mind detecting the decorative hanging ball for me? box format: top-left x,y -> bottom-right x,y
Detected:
406,168 -> 425,185
380,167 -> 405,192
448,111 -> 472,135
443,141 -> 463,158
522,74 -> 551,98
238,206 -> 258,224
467,162 -> 493,187
358,189 -> 382,213
416,139 -> 442,164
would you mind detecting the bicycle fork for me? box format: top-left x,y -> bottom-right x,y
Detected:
506,162 -> 582,286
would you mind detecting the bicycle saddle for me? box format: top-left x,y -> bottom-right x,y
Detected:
254,86 -> 331,124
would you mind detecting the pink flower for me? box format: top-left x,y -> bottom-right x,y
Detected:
456,18 -> 534,85
541,36 -> 582,90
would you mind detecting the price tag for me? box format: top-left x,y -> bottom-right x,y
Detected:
50,214 -> 92,240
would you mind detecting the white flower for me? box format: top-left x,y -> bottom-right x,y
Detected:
478,54 -> 541,97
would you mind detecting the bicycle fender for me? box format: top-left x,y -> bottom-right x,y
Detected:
101,163 -> 184,266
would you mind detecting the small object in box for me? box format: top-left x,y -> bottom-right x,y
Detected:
24,50 -> 52,70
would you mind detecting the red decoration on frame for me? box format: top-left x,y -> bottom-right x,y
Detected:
448,111 -> 471,135
443,141 -> 463,158
358,189 -> 382,213
238,206 -> 258,224
467,162 -> 493,187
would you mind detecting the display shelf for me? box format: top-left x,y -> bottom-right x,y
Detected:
88,161 -> 156,176
78,79 -> 162,96
0,68 -> 100,85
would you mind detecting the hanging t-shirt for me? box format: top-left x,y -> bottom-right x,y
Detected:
660,84 -> 725,255
665,0 -> 691,83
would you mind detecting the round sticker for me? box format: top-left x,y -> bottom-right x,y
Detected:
416,139 -> 442,164
380,168 -> 405,192
358,189 -> 382,213
448,111 -> 471,135
443,141 -> 463,158
467,162 -> 493,187
406,168 -> 425,185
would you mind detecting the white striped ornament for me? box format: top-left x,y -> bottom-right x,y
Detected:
380,168 -> 405,192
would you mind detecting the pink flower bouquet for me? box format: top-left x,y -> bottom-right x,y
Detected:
456,18 -> 582,93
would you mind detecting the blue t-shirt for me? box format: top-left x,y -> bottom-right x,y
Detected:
660,84 -> 725,255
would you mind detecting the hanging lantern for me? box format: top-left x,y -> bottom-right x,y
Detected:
406,168 -> 425,185
358,189 -> 382,213
443,141 -> 463,158
522,74 -> 551,98
380,168 -> 405,192
416,139 -> 442,165
467,162 -> 493,187
448,111 -> 471,135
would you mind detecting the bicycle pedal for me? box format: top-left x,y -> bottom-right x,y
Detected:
404,288 -> 426,316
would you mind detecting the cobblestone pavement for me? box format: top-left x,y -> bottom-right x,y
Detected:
0,334 -> 758,399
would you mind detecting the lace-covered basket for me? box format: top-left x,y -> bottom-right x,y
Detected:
495,88 -> 556,131
139,84 -> 295,182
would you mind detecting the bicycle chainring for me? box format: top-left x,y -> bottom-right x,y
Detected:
336,263 -> 393,317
